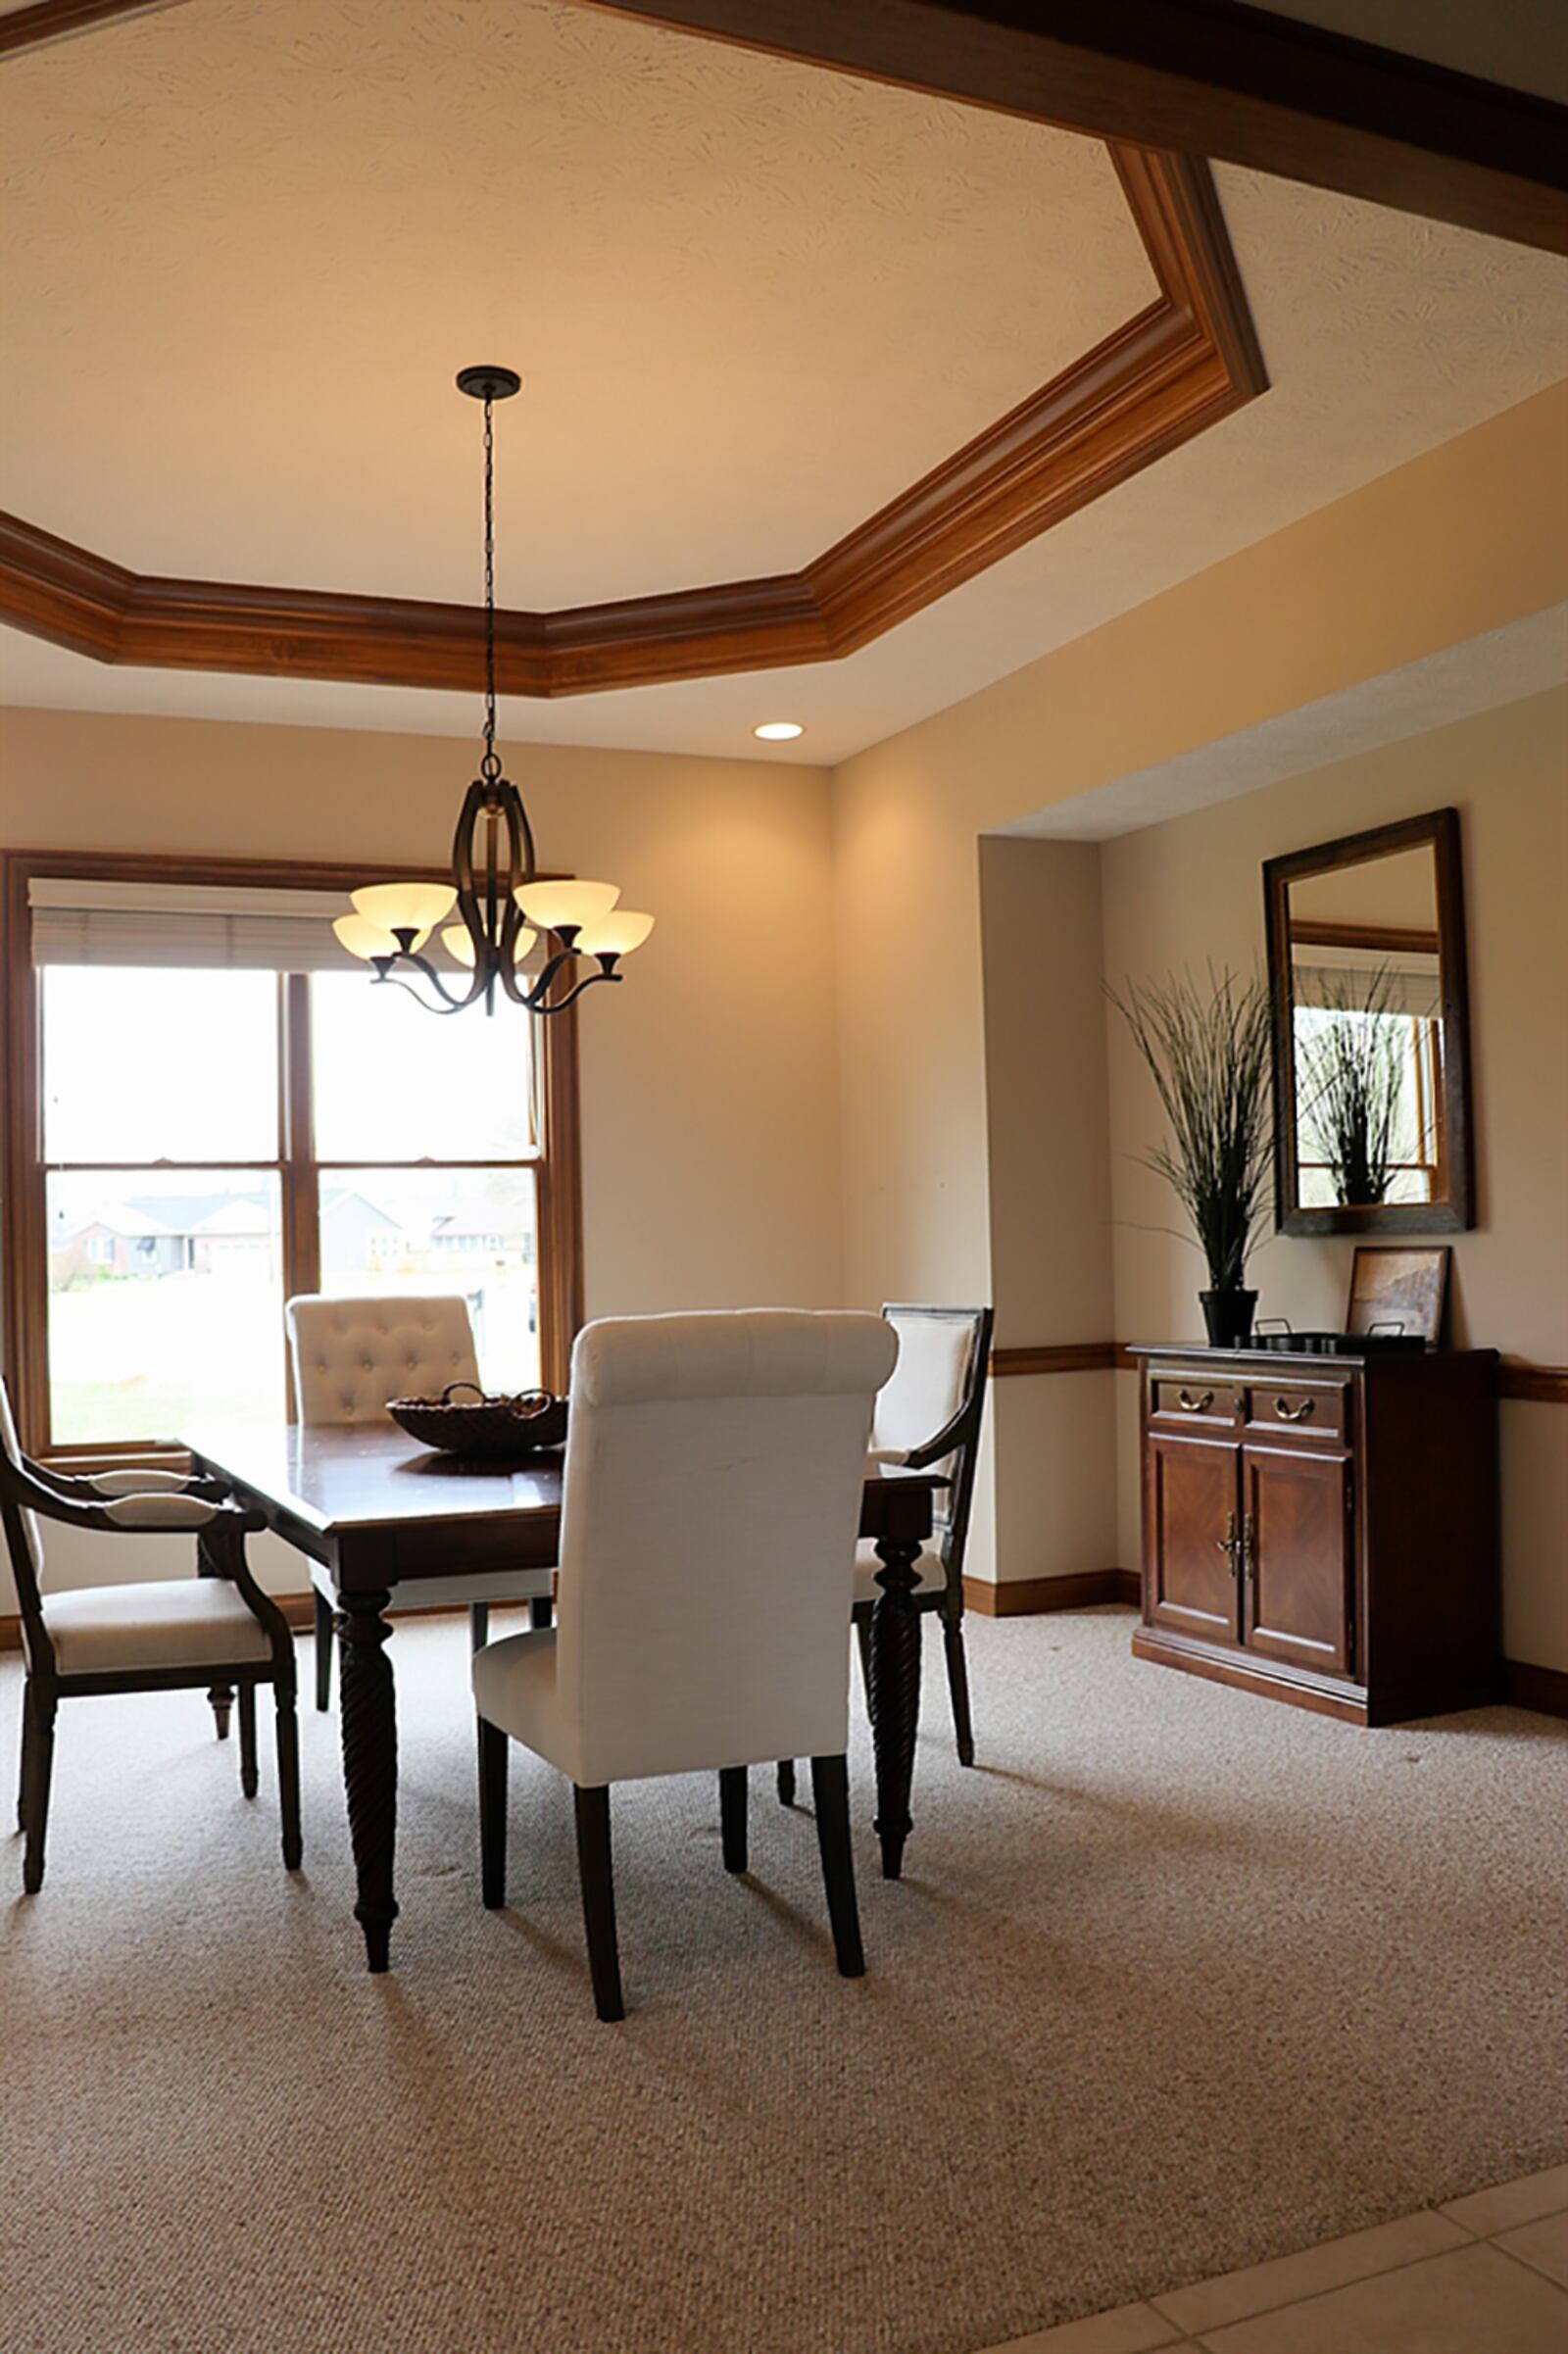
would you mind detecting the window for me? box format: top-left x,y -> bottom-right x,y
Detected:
1,855 -> 582,1459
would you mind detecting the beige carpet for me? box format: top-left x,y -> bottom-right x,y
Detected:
2,1607 -> 1564,2354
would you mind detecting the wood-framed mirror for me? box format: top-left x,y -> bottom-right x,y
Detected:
1263,808 -> 1475,1235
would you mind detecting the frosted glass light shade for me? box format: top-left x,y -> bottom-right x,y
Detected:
514,879 -> 619,933
334,911 -> 431,961
576,910 -> 655,958
441,923 -> 538,968
351,881 -> 457,935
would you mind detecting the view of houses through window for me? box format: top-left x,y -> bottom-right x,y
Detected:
42,961 -> 542,1446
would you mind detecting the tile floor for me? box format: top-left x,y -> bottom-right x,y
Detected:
974,2165 -> 1568,2354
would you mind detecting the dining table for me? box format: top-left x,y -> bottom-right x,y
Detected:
183,1419 -> 944,1972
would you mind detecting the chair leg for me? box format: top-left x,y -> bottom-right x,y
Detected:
809,1753 -> 864,1979
719,1765 -> 748,1872
209,1686 -> 234,1741
776,1758 -> 796,1807
237,1681 -> 259,1799
21,1688 -> 56,1895
469,1602 -> 489,1651
942,1612 -> 976,1768
17,1692 -> 29,1833
477,1716 -> 509,1910
572,1784 -> 624,2023
314,1589 -> 333,1712
529,1594 -> 554,1631
274,1685 -> 303,1870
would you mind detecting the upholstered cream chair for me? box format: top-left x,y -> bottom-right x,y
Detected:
778,1302 -> 994,1805
286,1293 -> 557,1706
472,1307 -> 898,2021
1,1378 -> 301,1893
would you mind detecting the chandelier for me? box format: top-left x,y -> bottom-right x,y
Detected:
335,366 -> 652,1015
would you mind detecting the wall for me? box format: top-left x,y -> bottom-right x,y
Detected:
979,836 -> 1118,1584
0,705 -> 845,1603
832,385 -> 1565,1593
1102,686 -> 1568,1672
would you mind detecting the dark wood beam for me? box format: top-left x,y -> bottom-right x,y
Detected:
6,0 -> 1563,252
0,0 -> 188,58
575,0 -> 1568,255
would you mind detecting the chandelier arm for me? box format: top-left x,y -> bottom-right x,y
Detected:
377,947 -> 488,1013
517,957 -> 623,1017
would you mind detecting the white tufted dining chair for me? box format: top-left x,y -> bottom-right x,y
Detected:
1,1377 -> 301,1893
472,1307 -> 898,2021
285,1294 -> 558,1707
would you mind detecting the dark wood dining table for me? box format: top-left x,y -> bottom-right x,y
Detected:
183,1420 -> 943,1971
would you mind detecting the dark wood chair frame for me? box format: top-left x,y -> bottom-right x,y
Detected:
777,1301 -> 994,1806
313,1586 -> 552,1713
479,1738 -> 862,2024
1,1449 -> 302,1892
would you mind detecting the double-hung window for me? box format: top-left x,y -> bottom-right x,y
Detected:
1,854 -> 582,1459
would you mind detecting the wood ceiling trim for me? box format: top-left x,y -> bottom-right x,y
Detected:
575,0 -> 1568,257
0,151 -> 1265,699
8,0 -> 1562,252
0,0 -> 187,58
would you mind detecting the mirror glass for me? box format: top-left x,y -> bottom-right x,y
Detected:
1266,811 -> 1473,1234
1288,846 -> 1444,1208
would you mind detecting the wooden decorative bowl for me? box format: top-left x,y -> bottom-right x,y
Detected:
387,1384 -> 568,1460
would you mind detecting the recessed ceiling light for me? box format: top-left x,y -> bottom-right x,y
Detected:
753,720 -> 805,742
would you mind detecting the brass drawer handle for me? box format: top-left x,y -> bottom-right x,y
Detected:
1178,1388 -> 1214,1412
1274,1396 -> 1315,1423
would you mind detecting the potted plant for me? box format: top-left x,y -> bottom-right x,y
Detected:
1109,966 -> 1273,1348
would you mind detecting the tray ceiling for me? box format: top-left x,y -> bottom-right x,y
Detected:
0,0 -> 1158,604
1,3 -> 1564,760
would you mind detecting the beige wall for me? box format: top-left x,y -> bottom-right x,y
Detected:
979,836 -> 1118,1583
1102,687 -> 1568,1671
0,705 -> 845,1603
832,387 -> 1565,1599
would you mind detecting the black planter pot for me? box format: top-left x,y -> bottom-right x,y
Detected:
1200,1288 -> 1257,1349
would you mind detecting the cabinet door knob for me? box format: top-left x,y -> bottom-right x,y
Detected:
1241,1513 -> 1257,1582
1178,1388 -> 1214,1412
1214,1510 -> 1240,1577
1274,1396 -> 1315,1423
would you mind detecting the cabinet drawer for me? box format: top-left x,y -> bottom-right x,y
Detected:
1151,1376 -> 1240,1429
1243,1381 -> 1348,1442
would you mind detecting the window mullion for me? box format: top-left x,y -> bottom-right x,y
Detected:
279,974 -> 320,1410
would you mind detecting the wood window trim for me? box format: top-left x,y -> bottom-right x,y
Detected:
0,846 -> 585,1459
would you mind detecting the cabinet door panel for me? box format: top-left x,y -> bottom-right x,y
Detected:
1147,1436 -> 1240,1645
1243,1446 -> 1352,1677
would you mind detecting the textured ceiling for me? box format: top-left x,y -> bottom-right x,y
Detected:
0,0 -> 1153,605
0,5 -> 1565,763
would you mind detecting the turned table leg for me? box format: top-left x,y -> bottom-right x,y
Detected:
868,1535 -> 922,1880
336,1589 -> 399,1972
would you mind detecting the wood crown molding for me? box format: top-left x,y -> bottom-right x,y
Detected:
7,0 -> 1564,254
0,150 -> 1264,698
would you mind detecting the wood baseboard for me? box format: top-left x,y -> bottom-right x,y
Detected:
1503,1658 -> 1568,1718
963,1569 -> 1140,1617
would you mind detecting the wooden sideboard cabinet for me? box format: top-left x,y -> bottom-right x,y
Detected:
1129,1345 -> 1501,1725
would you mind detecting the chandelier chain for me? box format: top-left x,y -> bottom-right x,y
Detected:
481,394 -> 500,784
